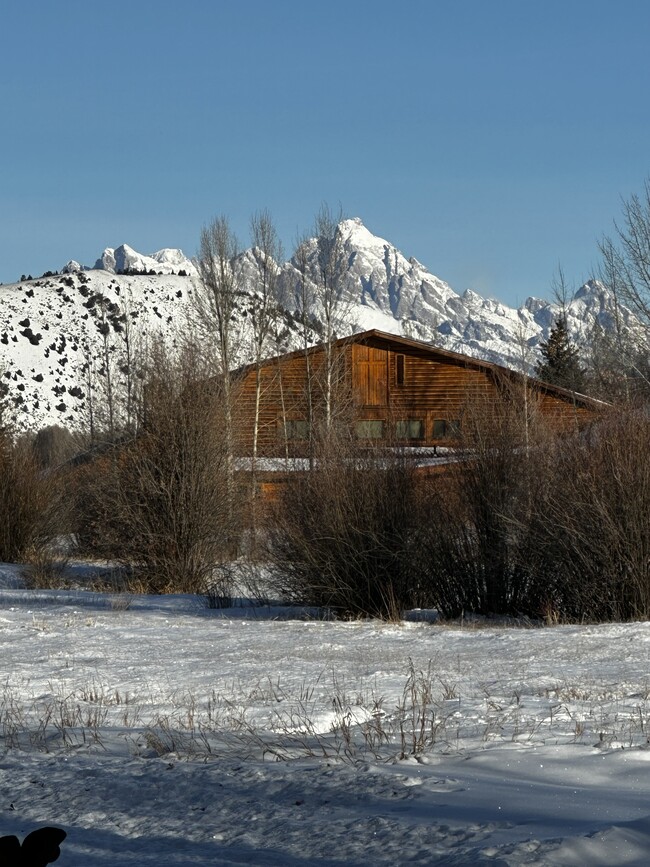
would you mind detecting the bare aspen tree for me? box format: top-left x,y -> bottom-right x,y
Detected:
592,180 -> 650,402
286,207 -> 350,456
311,203 -> 348,430
263,282 -> 294,465
196,215 -> 241,378
116,285 -> 146,436
195,216 -> 242,526
78,289 -> 146,447
249,210 -> 282,470
265,290 -> 295,465
95,295 -> 116,441
599,180 -> 650,328
292,231 -> 316,463
597,232 -> 650,402
514,319 -> 535,458
80,320 -> 97,445
550,263 -> 571,317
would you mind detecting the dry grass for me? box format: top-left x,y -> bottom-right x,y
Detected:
3,660 -> 649,763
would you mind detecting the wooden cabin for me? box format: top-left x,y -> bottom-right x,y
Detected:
233,329 -> 601,458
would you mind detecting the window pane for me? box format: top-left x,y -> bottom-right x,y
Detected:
356,420 -> 384,439
432,419 -> 461,439
433,419 -> 447,438
396,419 -> 424,439
396,354 -> 405,386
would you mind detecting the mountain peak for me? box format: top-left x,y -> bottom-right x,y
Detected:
340,217 -> 376,243
92,245 -> 195,276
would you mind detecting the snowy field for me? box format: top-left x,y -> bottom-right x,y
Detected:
2,564 -> 650,865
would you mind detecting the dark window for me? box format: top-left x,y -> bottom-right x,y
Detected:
396,354 -> 405,386
433,419 -> 461,440
396,419 -> 424,440
433,418 -> 447,439
356,420 -> 385,439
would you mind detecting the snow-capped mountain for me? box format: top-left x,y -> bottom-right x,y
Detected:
311,219 -> 627,370
91,244 -> 197,277
0,220 -> 627,432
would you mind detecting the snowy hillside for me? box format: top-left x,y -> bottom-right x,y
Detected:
0,221 -> 626,432
0,270 -> 198,433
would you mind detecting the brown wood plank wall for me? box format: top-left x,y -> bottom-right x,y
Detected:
233,338 -> 595,455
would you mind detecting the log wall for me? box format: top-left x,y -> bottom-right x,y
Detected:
234,335 -> 596,456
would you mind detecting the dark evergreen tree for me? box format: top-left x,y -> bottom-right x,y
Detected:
536,316 -> 585,392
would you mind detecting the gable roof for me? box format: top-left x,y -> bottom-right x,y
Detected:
236,329 -> 605,412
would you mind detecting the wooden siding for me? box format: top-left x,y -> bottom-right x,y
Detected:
233,332 -> 600,456
387,351 -> 492,425
234,344 -> 354,456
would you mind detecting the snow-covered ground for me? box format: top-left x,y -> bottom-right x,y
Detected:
2,563 -> 650,865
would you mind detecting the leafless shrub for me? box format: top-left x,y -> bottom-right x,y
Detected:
21,549 -> 70,589
419,388 -> 555,618
238,560 -> 273,606
74,342 -> 243,594
203,563 -> 235,609
531,409 -> 650,621
269,425 -> 427,620
0,429 -> 69,565
269,379 -> 650,624
70,565 -> 146,596
31,425 -> 77,469
585,317 -> 650,405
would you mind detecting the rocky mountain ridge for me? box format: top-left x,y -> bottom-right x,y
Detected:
0,219 -> 626,433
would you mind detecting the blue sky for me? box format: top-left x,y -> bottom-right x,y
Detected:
2,0 -> 649,306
